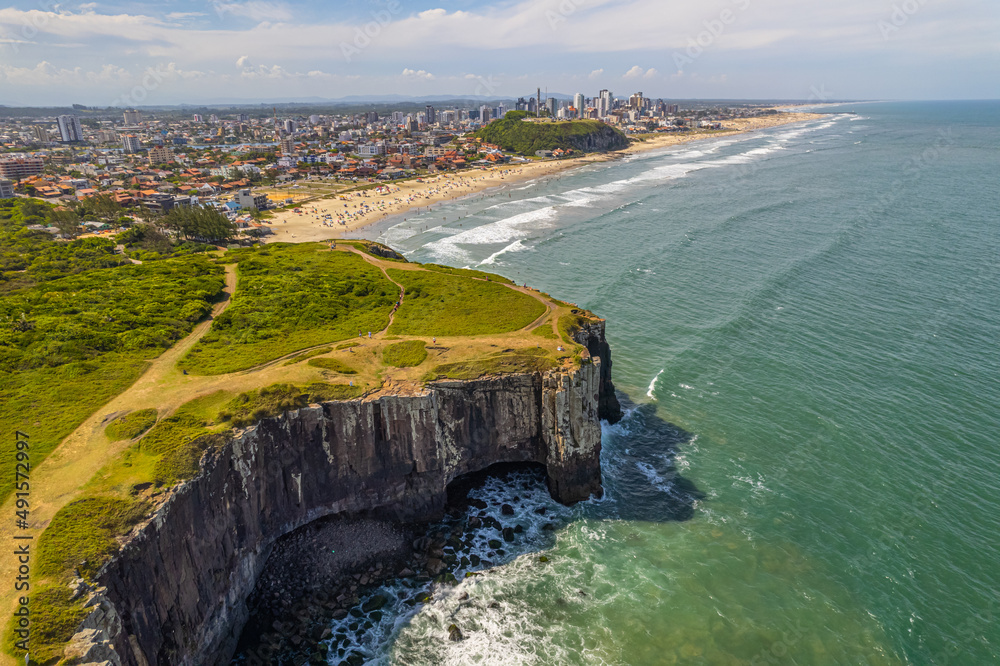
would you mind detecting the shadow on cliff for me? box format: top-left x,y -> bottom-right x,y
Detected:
593,392 -> 706,523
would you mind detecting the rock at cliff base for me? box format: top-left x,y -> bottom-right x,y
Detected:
502,527 -> 515,542
362,595 -> 387,613
501,504 -> 515,516
449,624 -> 464,642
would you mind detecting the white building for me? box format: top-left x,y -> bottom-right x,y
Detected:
57,115 -> 84,143
123,109 -> 142,124
122,135 -> 141,154
0,179 -> 14,198
574,93 -> 585,117
357,143 -> 385,157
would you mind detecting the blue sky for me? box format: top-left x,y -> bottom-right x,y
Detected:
0,0 -> 998,106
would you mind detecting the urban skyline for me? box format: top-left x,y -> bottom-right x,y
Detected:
1,0 -> 998,106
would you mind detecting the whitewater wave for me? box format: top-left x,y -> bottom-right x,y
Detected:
425,207 -> 558,263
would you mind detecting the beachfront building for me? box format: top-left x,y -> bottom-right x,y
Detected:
234,189 -> 269,211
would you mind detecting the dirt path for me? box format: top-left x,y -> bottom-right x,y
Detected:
0,264 -> 237,664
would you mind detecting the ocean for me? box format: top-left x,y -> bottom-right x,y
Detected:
340,101 -> 1000,664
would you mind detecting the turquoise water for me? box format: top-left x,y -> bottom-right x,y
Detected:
349,102 -> 1000,664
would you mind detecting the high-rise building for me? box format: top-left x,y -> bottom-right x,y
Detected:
283,119 -> 297,134
122,135 -> 141,154
57,115 -> 84,143
238,114 -> 250,122
309,115 -> 320,125
0,179 -> 14,199
573,93 -> 585,118
96,130 -> 118,144
280,135 -> 296,156
31,126 -> 50,143
546,98 -> 558,118
123,109 -> 142,124
479,105 -> 492,123
425,106 -> 436,125
192,114 -> 204,122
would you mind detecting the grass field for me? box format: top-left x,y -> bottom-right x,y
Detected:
0,256 -> 225,504
104,409 -> 159,441
387,269 -> 546,337
428,348 -> 558,381
382,340 -> 428,368
179,244 -> 397,374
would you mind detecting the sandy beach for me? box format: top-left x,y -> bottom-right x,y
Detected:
262,111 -> 823,244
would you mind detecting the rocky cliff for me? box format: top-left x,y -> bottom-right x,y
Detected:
67,323 -> 620,666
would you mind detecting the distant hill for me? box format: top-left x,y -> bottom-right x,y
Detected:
475,115 -> 629,155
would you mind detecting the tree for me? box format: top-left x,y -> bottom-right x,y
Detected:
164,207 -> 237,242
49,208 -> 81,238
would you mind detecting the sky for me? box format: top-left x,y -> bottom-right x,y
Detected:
0,0 -> 998,106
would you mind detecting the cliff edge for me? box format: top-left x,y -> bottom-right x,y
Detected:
65,324 -> 620,665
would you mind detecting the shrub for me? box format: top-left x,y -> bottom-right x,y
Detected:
104,408 -> 158,441
307,357 -> 358,373
383,340 -> 428,368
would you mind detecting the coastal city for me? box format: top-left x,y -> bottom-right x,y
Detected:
0,92 -> 782,240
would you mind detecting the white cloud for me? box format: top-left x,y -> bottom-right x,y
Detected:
623,65 -> 645,78
589,68 -> 604,79
401,68 -> 435,80
236,55 -> 251,68
213,2 -> 293,22
644,68 -> 659,79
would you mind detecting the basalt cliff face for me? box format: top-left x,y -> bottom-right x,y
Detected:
69,324 -> 621,666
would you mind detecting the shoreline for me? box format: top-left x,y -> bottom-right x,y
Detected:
262,111 -> 824,245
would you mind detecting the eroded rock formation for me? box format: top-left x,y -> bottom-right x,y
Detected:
69,323 -> 619,665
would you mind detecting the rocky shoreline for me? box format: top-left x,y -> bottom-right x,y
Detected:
235,464 -> 566,665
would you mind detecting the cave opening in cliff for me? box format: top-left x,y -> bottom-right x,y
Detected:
445,461 -> 550,510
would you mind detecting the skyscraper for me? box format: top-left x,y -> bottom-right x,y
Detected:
425,106 -> 436,125
546,98 -> 558,118
123,109 -> 142,124
56,115 -> 84,143
573,93 -> 585,117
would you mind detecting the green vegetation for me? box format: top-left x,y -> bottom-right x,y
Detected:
219,382 -> 367,428
38,497 -> 152,580
336,341 -> 361,350
180,244 -> 397,374
162,206 -> 238,243
0,198 -> 130,292
558,313 -> 589,344
116,224 -> 214,262
387,269 -> 545,336
5,585 -> 87,664
0,255 -> 225,502
383,340 -> 428,368
307,357 -> 358,374
474,117 -> 628,155
532,325 -> 558,340
427,348 -> 557,381
422,263 -> 516,285
23,497 -> 151,663
283,346 -> 333,365
104,409 -> 159,441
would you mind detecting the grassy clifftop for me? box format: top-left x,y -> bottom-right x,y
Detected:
475,117 -> 629,155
